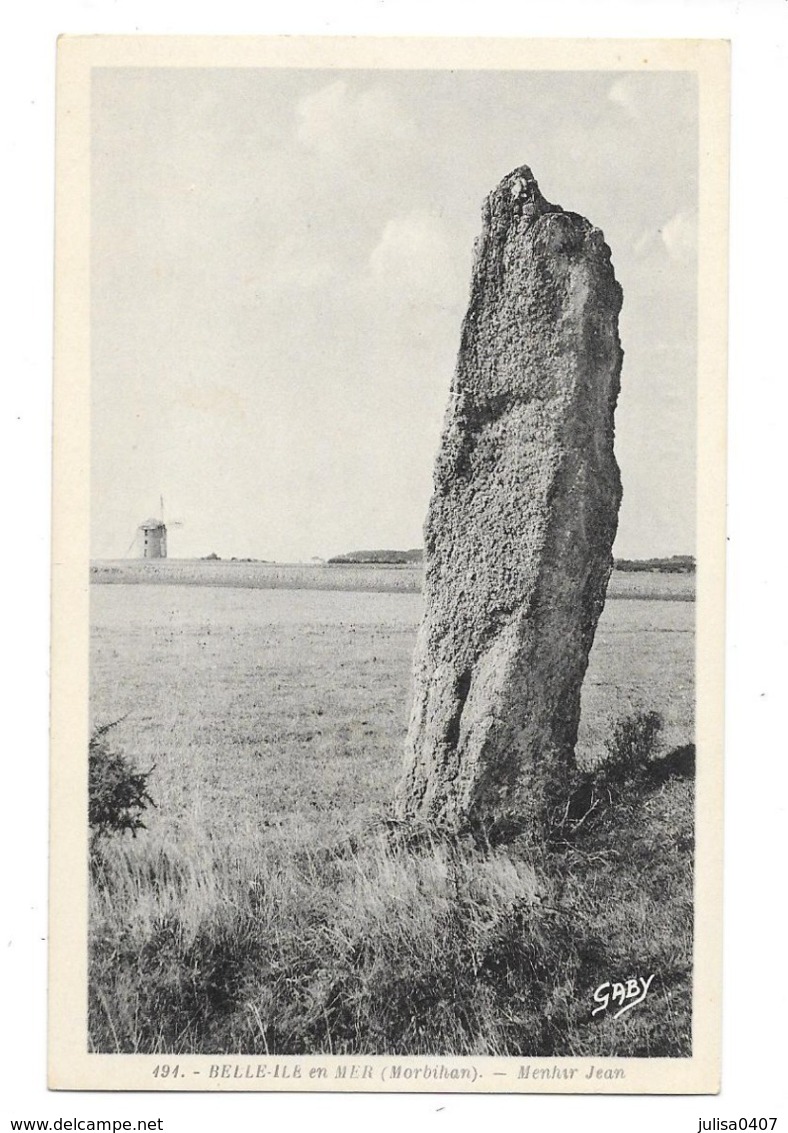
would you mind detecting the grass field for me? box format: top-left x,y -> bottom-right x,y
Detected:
88,578 -> 695,1057
90,558 -> 695,601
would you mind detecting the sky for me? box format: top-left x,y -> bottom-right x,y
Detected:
91,67 -> 697,561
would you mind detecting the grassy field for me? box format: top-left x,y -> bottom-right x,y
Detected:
88,581 -> 695,1057
90,558 -> 695,601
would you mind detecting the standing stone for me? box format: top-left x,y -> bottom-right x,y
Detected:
396,165 -> 623,839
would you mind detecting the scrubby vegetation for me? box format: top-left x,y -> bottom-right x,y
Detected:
89,721 -> 155,845
88,710 -> 693,1057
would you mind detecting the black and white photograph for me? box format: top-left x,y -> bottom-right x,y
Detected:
49,35 -> 728,1094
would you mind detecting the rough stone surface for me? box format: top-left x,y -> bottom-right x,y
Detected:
396,165 -> 623,838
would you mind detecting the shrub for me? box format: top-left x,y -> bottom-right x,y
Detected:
607,709 -> 664,777
546,709 -> 665,847
89,720 -> 155,842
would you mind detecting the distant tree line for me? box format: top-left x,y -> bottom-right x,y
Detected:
614,555 -> 695,574
327,549 -> 695,573
199,554 -> 272,563
328,549 -> 424,565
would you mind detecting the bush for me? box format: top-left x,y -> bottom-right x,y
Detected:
89,721 -> 155,842
546,709 -> 665,847
607,709 -> 664,777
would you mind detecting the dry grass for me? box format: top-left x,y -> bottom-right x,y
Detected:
88,582 -> 694,1056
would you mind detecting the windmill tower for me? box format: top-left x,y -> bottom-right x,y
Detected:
136,497 -> 182,559
137,517 -> 167,558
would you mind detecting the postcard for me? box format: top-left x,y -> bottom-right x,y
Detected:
50,34 -> 729,1093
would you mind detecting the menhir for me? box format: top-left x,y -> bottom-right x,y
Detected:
396,165 -> 623,840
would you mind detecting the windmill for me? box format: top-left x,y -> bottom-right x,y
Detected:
131,497 -> 184,560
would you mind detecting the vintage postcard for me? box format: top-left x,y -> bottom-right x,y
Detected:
50,36 -> 729,1093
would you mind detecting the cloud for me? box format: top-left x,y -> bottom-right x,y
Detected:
296,79 -> 415,159
660,210 -> 697,263
633,210 -> 697,265
368,212 -> 460,304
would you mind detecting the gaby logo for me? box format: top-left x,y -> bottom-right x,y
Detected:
592,974 -> 655,1019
